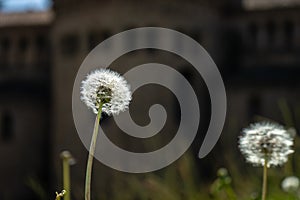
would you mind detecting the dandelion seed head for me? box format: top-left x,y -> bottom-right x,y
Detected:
80,68 -> 132,115
281,176 -> 299,193
239,122 -> 294,168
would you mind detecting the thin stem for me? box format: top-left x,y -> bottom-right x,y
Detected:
262,158 -> 268,200
85,103 -> 103,200
60,151 -> 75,200
62,155 -> 71,200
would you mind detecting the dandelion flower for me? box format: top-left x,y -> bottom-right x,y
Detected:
80,68 -> 132,200
80,68 -> 132,115
239,122 -> 294,168
281,176 -> 299,193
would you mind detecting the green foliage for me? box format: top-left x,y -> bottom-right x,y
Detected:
210,168 -> 237,200
49,98 -> 300,200
107,152 -> 211,200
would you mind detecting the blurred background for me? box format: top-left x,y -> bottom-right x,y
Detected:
0,0 -> 300,199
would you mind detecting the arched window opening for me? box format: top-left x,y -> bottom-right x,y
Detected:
60,33 -> 79,56
284,20 -> 294,51
248,22 -> 258,50
266,21 -> 276,47
1,112 -> 14,142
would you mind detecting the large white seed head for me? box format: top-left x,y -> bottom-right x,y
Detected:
80,68 -> 132,116
239,122 -> 294,168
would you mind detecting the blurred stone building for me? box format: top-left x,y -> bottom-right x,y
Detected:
0,11 -> 53,199
0,0 -> 300,199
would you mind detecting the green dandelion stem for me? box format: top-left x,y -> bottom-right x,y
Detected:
262,157 -> 268,200
61,154 -> 71,200
85,102 -> 103,200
